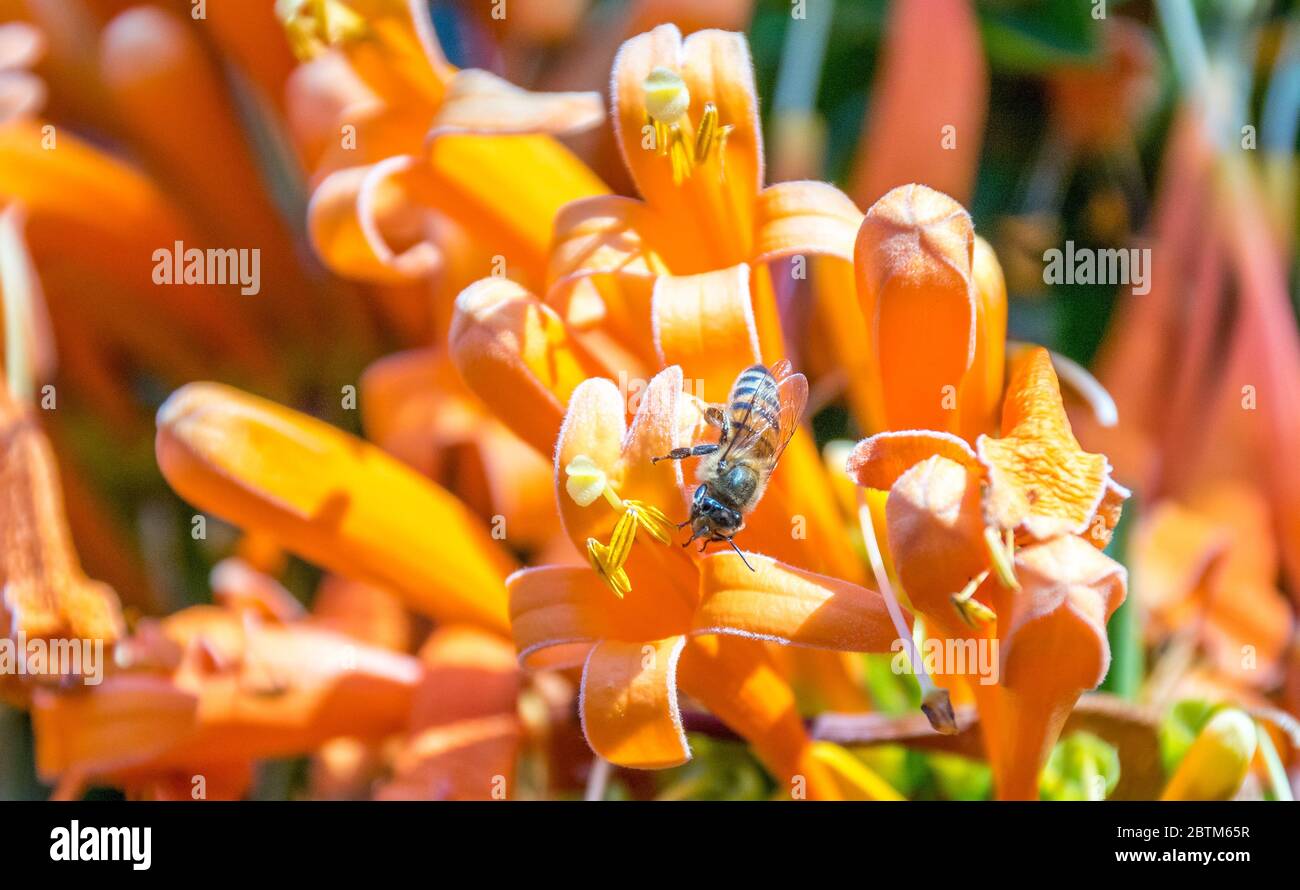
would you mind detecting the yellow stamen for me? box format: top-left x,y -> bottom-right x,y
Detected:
694,102 -> 717,161
641,72 -> 728,185
605,509 -> 638,570
586,539 -> 631,599
983,526 -> 1020,590
625,500 -> 674,545
667,125 -> 692,185
951,570 -> 996,627
276,0 -> 369,61
566,454 -> 672,597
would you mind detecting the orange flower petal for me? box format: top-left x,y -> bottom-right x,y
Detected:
753,180 -> 863,265
308,156 -> 443,282
610,25 -> 760,269
962,235 -> 1007,439
310,575 -> 412,652
359,346 -> 445,468
426,68 -> 603,138
855,184 -> 976,433
677,634 -> 838,798
617,366 -> 695,516
846,429 -> 977,492
449,277 -> 610,456
694,552 -> 895,651
0,123 -> 272,372
580,636 -> 690,769
377,715 -> 521,800
377,625 -> 521,800
1134,487 -> 1293,686
507,566 -> 691,670
986,535 -> 1127,799
883,455 -> 987,633
208,558 -> 305,623
848,0 -> 987,209
31,676 -> 199,781
155,382 -> 514,633
976,347 -> 1114,539
33,618 -> 422,782
809,256 -> 882,430
676,28 -> 762,256
554,367 -> 692,549
652,263 -> 760,405
99,7 -> 297,261
544,195 -> 668,361
422,133 -> 609,287
0,384 -> 124,650
410,626 -> 519,727
1132,500 -> 1226,623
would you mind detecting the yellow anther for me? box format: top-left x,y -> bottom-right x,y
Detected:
277,0 -> 369,61
605,509 -> 638,571
983,526 -> 1020,591
625,500 -> 674,545
643,66 -> 690,124
952,570 -> 995,627
586,539 -> 631,599
693,102 -> 719,162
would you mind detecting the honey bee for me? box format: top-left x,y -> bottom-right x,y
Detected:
652,360 -> 808,569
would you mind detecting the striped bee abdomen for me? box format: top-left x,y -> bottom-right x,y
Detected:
725,364 -> 782,460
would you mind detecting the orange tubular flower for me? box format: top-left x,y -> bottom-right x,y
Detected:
283,0 -> 608,290
454,25 -> 869,587
155,381 -> 514,635
1132,482 -> 1293,689
359,347 -> 556,550
376,625 -> 523,801
848,348 -> 1129,800
508,365 -> 899,797
31,595 -> 423,799
545,24 -> 865,361
0,377 -> 124,701
853,183 -> 1006,439
847,0 -> 988,210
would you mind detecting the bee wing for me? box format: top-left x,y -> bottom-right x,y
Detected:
719,361 -> 807,468
770,364 -> 808,465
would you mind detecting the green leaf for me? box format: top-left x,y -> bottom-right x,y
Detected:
979,0 -> 1103,73
1040,731 -> 1122,800
1100,499 -> 1143,699
1159,699 -> 1221,775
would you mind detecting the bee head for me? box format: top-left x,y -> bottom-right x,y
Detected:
689,484 -> 744,537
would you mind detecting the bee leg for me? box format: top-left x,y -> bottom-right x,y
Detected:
651,443 -> 719,464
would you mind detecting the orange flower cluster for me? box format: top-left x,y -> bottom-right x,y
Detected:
0,0 -> 1292,803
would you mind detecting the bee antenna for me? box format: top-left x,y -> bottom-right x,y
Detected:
726,537 -> 755,572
